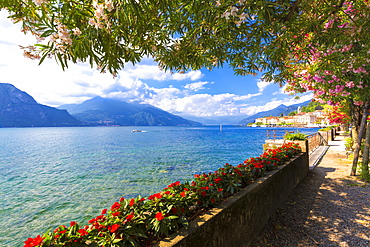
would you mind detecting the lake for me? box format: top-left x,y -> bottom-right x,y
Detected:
0,126 -> 319,246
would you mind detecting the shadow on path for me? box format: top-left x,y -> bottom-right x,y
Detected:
249,145 -> 370,247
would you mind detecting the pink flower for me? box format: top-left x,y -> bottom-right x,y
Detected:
338,22 -> 349,28
346,81 -> 355,88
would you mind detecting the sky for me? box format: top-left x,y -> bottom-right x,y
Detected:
0,10 -> 312,124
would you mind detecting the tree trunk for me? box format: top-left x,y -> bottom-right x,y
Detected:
362,117 -> 370,177
351,102 -> 360,150
351,101 -> 369,176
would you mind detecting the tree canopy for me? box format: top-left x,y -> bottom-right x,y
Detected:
2,0 -> 368,83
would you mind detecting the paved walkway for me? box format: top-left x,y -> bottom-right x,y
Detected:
250,133 -> 370,247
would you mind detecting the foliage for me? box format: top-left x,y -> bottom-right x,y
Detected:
324,103 -> 351,125
0,0 -> 368,81
301,101 -> 324,113
344,137 -> 354,151
284,131 -> 307,141
23,143 -> 301,247
319,127 -> 333,131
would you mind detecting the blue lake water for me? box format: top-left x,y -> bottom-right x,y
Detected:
0,126 -> 319,246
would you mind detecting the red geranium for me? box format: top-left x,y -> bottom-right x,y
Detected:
108,224 -> 120,233
155,212 -> 164,221
126,214 -> 134,222
77,229 -> 88,236
24,235 -> 45,247
111,202 -> 121,211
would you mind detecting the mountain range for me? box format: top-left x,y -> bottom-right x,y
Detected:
238,100 -> 311,124
0,82 -> 311,127
58,97 -> 202,126
0,83 -> 82,127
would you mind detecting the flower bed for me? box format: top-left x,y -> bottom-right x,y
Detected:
24,143 -> 302,247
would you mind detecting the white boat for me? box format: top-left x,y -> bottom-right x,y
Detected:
131,130 -> 142,132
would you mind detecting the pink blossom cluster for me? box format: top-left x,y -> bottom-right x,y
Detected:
88,0 -> 114,29
287,1 -> 370,108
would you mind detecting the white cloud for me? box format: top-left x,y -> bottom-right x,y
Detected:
124,64 -> 203,81
256,79 -> 273,92
272,84 -> 290,95
184,81 -> 213,91
171,70 -> 203,81
145,91 -> 262,117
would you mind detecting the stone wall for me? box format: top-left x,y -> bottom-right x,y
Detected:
156,152 -> 309,247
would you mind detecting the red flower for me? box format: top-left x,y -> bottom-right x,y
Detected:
129,199 -> 135,207
24,235 -> 45,247
168,181 -> 181,187
108,224 -> 120,233
148,193 -> 162,200
111,202 -> 121,211
155,212 -> 164,221
180,191 -> 186,197
214,177 -> 222,184
77,229 -> 88,236
171,207 -> 178,214
70,221 -> 77,227
101,209 -> 107,214
112,212 -> 120,217
126,214 -> 134,222
120,197 -> 125,202
59,230 -> 67,234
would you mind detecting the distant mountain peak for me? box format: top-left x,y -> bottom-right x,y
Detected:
0,83 -> 82,127
0,83 -> 37,105
59,96 -> 202,126
239,100 -> 311,124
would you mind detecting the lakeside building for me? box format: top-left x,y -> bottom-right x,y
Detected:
255,110 -> 328,126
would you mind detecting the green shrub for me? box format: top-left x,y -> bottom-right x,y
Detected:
319,127 -> 332,131
284,132 -> 308,141
344,137 -> 353,151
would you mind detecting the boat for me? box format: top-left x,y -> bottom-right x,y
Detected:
131,130 -> 142,132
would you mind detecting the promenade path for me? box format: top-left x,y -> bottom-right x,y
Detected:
250,133 -> 370,247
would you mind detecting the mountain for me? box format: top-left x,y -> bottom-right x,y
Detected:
239,100 -> 311,124
59,96 -> 202,126
0,83 -> 82,127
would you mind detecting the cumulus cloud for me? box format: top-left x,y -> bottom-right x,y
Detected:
184,81 -> 213,91
145,91 -> 262,117
256,79 -> 273,92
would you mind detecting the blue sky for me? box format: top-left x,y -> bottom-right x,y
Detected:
0,10 -> 312,124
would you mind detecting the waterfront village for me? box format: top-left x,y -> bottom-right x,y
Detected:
250,107 -> 328,128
